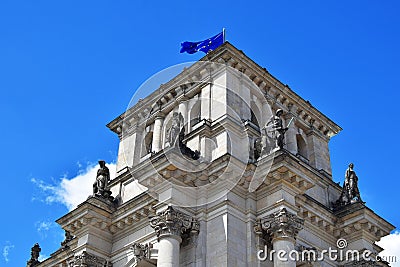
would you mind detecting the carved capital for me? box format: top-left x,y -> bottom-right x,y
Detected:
69,251 -> 112,267
149,206 -> 199,242
253,219 -> 263,235
259,208 -> 304,241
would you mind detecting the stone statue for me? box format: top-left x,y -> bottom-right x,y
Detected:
259,109 -> 290,156
61,230 -> 73,248
344,163 -> 362,203
93,160 -> 111,198
165,111 -> 199,160
177,121 -> 200,160
132,243 -> 152,261
26,243 -> 41,267
166,112 -> 184,147
333,163 -> 362,208
269,109 -> 288,149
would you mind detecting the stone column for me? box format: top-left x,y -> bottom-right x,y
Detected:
259,208 -> 304,267
177,96 -> 189,133
157,236 -> 181,267
149,206 -> 199,267
152,112 -> 164,153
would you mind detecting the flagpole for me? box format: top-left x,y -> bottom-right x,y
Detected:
223,28 -> 226,43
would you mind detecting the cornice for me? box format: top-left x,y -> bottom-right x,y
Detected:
107,42 -> 342,140
333,203 -> 394,243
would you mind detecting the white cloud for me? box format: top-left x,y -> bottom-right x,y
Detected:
32,162 -> 116,211
36,221 -> 54,231
35,221 -> 56,238
377,231 -> 400,267
2,243 -> 14,262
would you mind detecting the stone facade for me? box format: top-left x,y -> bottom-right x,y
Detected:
31,42 -> 394,267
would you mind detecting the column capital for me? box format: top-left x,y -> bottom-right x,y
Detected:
149,206 -> 199,241
259,208 -> 304,241
70,251 -> 112,267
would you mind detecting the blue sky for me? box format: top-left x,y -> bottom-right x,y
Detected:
1,0 -> 400,265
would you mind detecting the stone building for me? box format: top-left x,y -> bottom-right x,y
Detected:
29,42 -> 394,267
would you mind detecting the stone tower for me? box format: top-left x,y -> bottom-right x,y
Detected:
33,42 -> 394,267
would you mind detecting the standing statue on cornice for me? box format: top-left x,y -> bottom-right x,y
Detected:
93,160 -> 111,198
334,163 -> 363,208
26,243 -> 41,267
343,163 -> 362,203
61,230 -> 73,249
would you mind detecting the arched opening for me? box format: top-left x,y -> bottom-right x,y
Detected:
296,134 -> 308,159
189,101 -> 201,129
250,101 -> 261,128
142,131 -> 153,156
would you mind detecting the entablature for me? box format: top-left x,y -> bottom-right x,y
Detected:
56,197 -> 115,236
296,194 -> 337,238
56,192 -> 157,238
254,150 -> 340,193
333,203 -> 394,243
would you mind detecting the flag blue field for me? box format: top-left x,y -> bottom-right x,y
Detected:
180,31 -> 224,54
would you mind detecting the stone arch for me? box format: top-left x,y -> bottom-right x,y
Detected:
141,131 -> 153,156
296,133 -> 308,159
250,101 -> 261,128
189,100 -> 201,130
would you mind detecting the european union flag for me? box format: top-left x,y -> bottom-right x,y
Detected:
180,31 -> 224,54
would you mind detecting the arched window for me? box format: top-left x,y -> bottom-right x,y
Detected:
296,134 -> 308,159
142,131 -> 153,156
250,101 -> 261,128
189,101 -> 201,129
